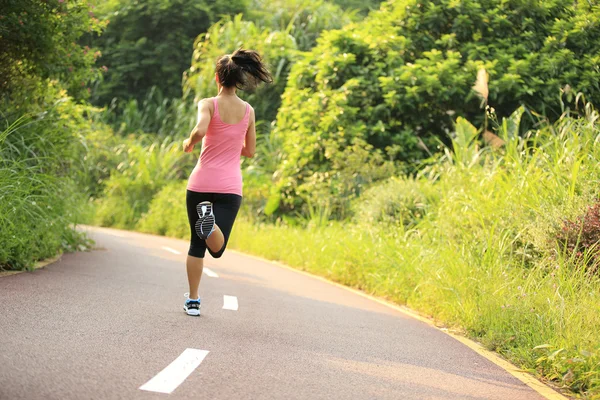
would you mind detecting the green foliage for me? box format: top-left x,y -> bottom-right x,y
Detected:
273,0 -> 600,211
94,86 -> 196,136
93,135 -> 193,229
185,5 -> 353,135
329,0 -> 382,13
352,176 -> 438,228
0,87 -> 94,270
92,0 -> 246,104
248,0 -> 355,51
0,1 -> 106,270
0,0 -> 106,100
293,137 -> 396,218
184,14 -> 298,131
137,180 -> 189,238
230,108 -> 600,397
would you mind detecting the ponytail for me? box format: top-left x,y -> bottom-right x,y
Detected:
216,48 -> 273,90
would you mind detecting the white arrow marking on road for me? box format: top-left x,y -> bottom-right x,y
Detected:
203,268 -> 219,278
223,295 -> 238,311
139,348 -> 209,394
161,246 -> 181,255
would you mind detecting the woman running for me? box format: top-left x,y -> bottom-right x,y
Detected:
181,48 -> 272,316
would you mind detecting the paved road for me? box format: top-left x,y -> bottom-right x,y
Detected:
0,227 -> 547,400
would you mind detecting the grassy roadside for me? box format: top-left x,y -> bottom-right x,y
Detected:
227,216 -> 598,397
93,110 -> 600,397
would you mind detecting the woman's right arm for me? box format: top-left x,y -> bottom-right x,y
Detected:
183,99 -> 211,153
241,107 -> 256,158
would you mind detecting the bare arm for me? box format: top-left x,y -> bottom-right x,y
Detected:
241,107 -> 256,158
183,99 -> 211,153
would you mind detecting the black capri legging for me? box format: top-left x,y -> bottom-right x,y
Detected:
186,190 -> 242,259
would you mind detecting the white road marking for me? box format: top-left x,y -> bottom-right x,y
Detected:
139,348 -> 209,394
203,268 -> 219,278
223,295 -> 238,311
161,246 -> 181,255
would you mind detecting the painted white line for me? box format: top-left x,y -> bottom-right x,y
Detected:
161,246 -> 181,255
203,267 -> 219,278
223,295 -> 238,311
139,348 -> 209,394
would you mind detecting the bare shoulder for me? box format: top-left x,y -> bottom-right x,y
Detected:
198,98 -> 214,115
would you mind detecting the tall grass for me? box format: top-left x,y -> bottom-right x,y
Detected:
93,135 -> 195,229
94,86 -> 197,137
0,95 -> 91,270
227,108 -> 600,397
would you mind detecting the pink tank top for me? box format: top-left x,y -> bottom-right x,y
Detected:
187,97 -> 249,196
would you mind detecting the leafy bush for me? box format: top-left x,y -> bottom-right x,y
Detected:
92,0 -> 246,104
0,89 -> 95,270
273,0 -> 600,212
0,1 -> 106,270
0,0 -> 106,100
137,180 -> 189,238
353,176 -> 438,228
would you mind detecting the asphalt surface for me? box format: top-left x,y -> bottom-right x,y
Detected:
0,226 -> 546,400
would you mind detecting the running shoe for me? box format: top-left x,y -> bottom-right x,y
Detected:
183,293 -> 201,316
195,201 -> 215,240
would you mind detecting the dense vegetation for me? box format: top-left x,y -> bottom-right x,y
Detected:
271,0 -> 600,215
3,0 -> 600,396
0,0 -> 105,269
91,0 -> 246,104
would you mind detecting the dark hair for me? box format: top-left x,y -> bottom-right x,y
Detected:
216,48 -> 273,90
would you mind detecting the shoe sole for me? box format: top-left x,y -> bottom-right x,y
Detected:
183,306 -> 201,316
195,202 -> 215,240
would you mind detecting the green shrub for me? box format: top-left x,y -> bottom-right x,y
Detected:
0,0 -> 108,270
273,0 -> 600,212
0,0 -> 106,99
353,176 -> 438,228
329,0 -> 382,13
0,89 -> 94,270
137,180 -> 189,238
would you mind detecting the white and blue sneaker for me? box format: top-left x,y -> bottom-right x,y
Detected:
183,293 -> 201,316
195,201 -> 215,240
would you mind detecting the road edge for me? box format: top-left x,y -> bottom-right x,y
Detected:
82,225 -> 569,400
0,253 -> 63,278
229,248 -> 570,400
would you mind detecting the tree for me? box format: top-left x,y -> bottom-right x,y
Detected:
272,0 -> 600,213
91,0 -> 246,105
0,0 -> 105,100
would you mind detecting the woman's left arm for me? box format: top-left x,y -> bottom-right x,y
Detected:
183,99 -> 211,153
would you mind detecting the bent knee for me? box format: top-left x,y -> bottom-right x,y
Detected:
209,251 -> 224,259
